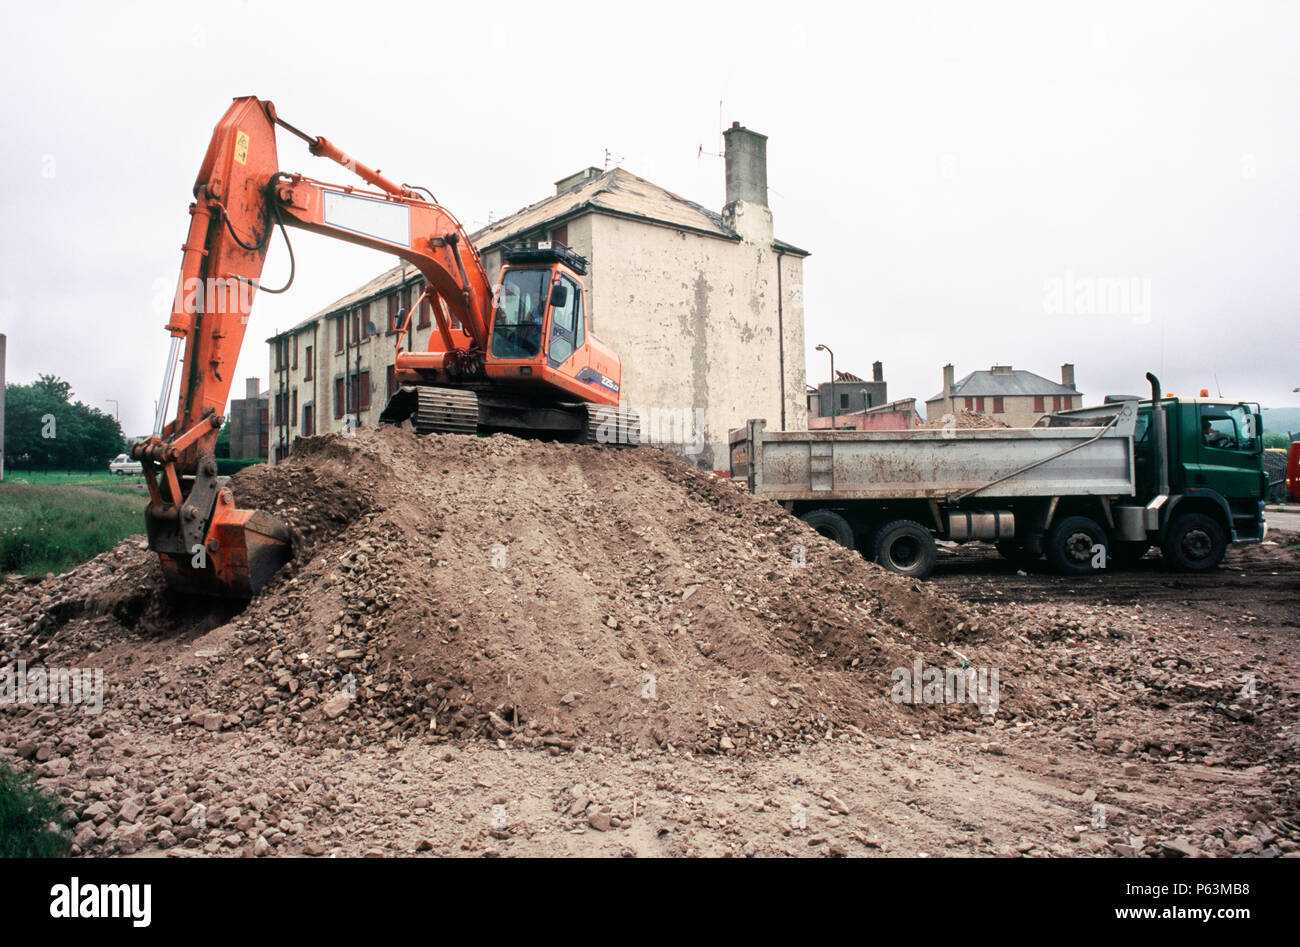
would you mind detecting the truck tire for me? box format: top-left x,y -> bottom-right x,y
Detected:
1163,513 -> 1227,572
1046,516 -> 1107,576
799,509 -> 855,550
872,519 -> 937,579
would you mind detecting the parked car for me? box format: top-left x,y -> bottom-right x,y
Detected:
109,453 -> 143,476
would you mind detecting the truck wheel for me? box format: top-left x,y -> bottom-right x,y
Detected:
798,509 -> 855,550
1163,513 -> 1227,572
1046,516 -> 1107,576
872,519 -> 937,579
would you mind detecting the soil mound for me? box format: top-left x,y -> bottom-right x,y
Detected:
2,428 -> 1012,753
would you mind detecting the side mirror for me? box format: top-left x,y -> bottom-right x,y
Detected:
549,283 -> 568,308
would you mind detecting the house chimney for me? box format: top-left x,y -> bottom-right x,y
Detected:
245,377 -> 260,400
723,122 -> 768,207
872,361 -> 884,383
942,363 -> 955,396
1061,363 -> 1076,389
554,167 -> 604,196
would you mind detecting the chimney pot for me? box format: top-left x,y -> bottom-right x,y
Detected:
873,360 -> 884,383
245,377 -> 260,399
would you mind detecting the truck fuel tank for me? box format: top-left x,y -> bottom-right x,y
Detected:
946,510 -> 1015,542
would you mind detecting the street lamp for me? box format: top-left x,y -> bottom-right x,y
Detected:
815,344 -> 836,425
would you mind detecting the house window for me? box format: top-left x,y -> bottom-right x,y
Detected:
1033,395 -> 1045,413
346,371 -> 371,412
992,397 -> 1004,414
302,403 -> 314,437
334,378 -> 345,419
1053,396 -> 1063,411
974,397 -> 985,412
551,224 -> 568,247
291,388 -> 297,425
335,316 -> 344,353
292,335 -> 298,370
387,294 -> 399,334
839,393 -> 849,410
304,345 -> 313,381
418,282 -> 432,329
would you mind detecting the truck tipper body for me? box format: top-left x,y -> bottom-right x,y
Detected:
730,375 -> 1267,579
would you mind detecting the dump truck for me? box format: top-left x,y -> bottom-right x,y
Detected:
729,374 -> 1267,579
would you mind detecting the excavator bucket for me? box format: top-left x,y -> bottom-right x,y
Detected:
155,492 -> 292,598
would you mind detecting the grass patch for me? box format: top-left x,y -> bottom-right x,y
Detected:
0,482 -> 144,576
0,761 -> 72,857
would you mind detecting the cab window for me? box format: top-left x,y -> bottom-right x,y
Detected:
548,275 -> 580,364
1200,404 -> 1252,452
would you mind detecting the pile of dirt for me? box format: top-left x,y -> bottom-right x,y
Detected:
921,411 -> 1010,429
1,428 -> 1017,760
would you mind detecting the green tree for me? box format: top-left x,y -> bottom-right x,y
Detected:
215,417 -> 231,458
3,375 -> 124,471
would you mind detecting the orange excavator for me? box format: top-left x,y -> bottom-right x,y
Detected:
135,95 -> 635,598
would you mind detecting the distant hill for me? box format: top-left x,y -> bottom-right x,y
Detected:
1262,407 -> 1300,438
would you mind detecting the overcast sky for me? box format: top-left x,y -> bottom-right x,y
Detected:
2,0 -> 1297,436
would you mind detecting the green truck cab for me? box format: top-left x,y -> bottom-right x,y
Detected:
1130,388 -> 1267,570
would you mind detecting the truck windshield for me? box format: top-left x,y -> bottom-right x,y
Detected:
490,269 -> 547,359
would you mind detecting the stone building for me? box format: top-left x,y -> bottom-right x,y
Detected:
228,377 -> 269,460
807,364 -> 888,421
265,122 -> 808,469
925,363 -> 1083,428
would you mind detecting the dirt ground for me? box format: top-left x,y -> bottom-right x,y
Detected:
1,429 -> 1296,858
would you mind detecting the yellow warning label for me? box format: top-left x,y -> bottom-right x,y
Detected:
234,130 -> 249,166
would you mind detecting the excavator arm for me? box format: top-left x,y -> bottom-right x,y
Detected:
135,95 -> 499,596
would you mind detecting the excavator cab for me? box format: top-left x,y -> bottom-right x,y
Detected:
481,245 -> 621,405
384,242 -> 634,443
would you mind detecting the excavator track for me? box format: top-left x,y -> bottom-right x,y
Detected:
584,405 -> 641,448
412,387 -> 480,435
